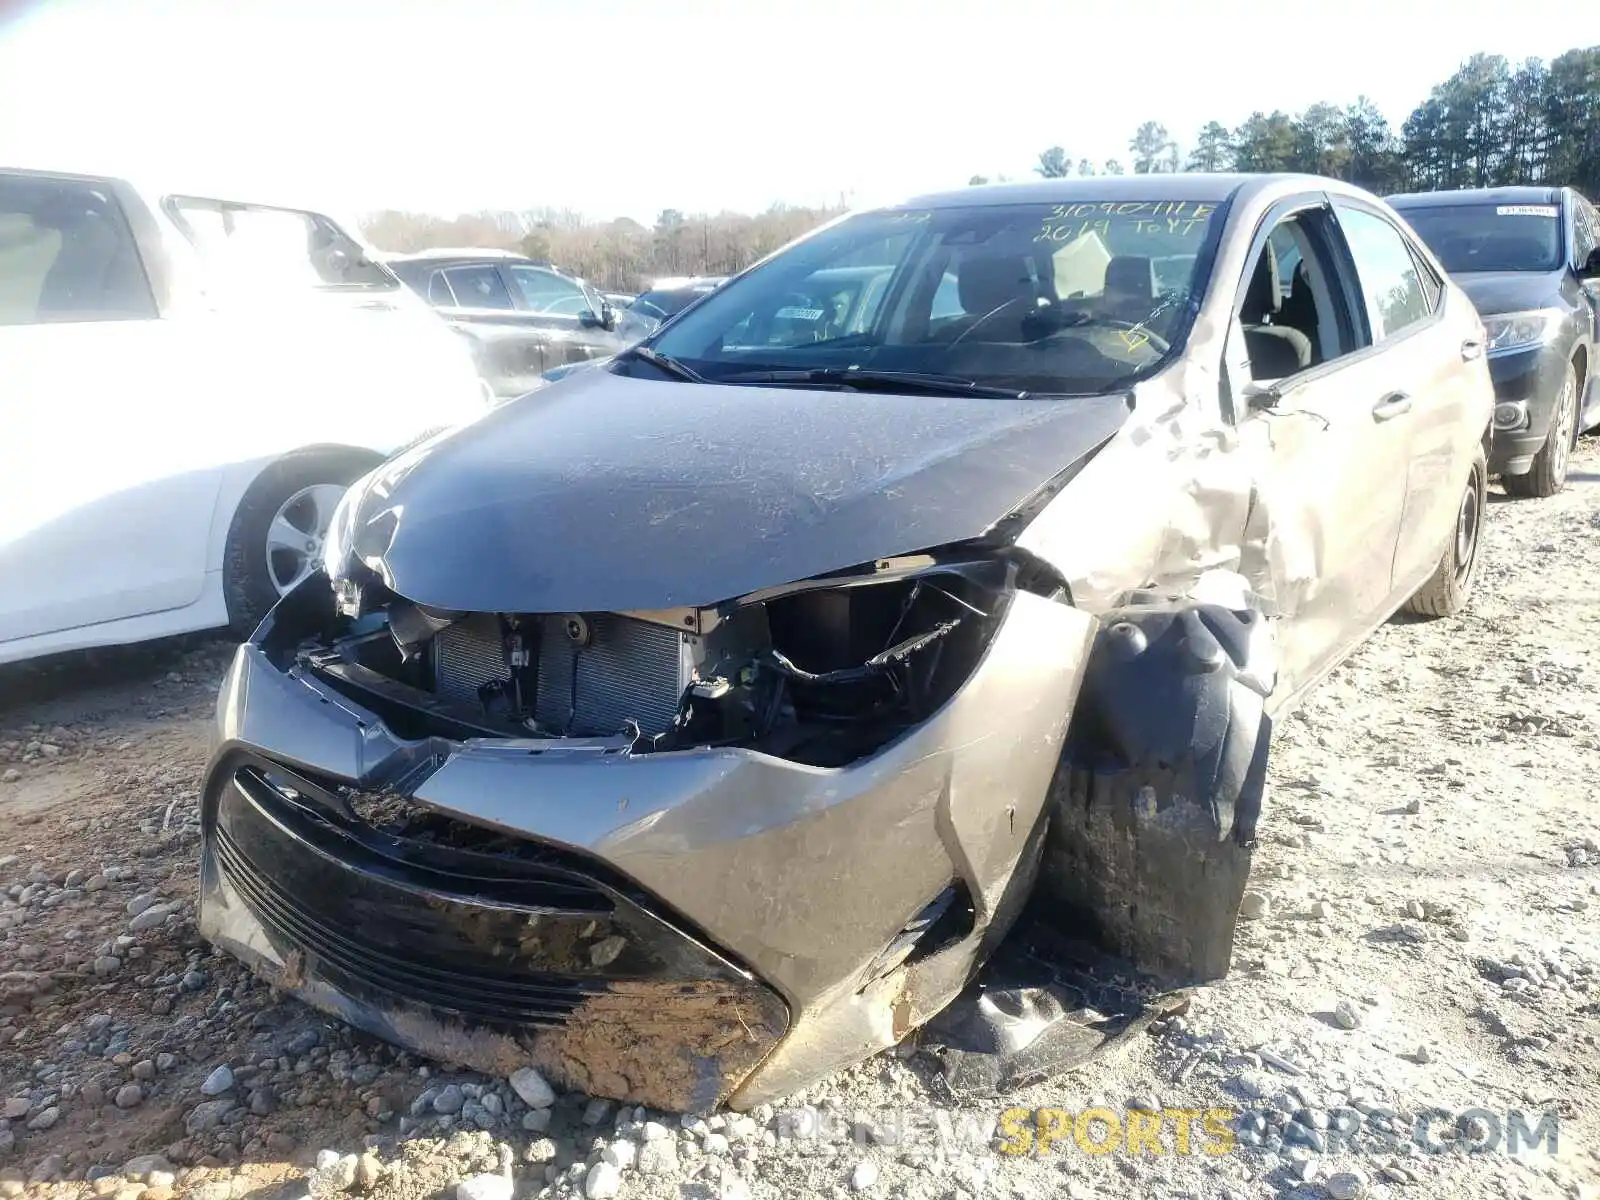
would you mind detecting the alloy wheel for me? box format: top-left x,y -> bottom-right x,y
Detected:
264,484 -> 348,597
1551,374 -> 1576,486
1453,470 -> 1481,586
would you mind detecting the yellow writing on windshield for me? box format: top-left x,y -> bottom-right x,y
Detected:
1035,202 -> 1215,244
1046,202 -> 1216,219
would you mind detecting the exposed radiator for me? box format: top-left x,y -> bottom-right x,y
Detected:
431,614 -> 509,711
431,613 -> 695,738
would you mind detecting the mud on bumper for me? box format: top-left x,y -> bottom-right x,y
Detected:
200,755 -> 788,1113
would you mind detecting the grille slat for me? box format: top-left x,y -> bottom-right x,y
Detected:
214,826 -> 596,1027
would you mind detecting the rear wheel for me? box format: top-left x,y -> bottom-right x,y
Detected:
222,450 -> 375,638
1404,444 -> 1486,618
1503,362 -> 1577,499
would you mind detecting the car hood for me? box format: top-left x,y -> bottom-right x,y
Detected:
335,369 -> 1131,613
1453,270 -> 1564,316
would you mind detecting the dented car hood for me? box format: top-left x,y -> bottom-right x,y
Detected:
334,369 -> 1132,613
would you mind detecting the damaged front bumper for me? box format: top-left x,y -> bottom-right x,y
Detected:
199,584 -> 1100,1112
202,752 -> 788,1112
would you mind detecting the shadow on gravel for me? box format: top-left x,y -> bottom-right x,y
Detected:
0,633 -> 233,716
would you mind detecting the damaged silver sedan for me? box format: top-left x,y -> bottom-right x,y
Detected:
199,174 -> 1494,1113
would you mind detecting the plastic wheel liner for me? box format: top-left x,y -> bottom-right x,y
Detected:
918,598 -> 1273,1097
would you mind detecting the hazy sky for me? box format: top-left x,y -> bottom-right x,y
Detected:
0,0 -> 1592,224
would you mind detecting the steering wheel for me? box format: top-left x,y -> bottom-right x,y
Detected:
947,297 -> 1036,347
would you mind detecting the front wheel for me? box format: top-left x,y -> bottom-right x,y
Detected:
222,450 -> 375,638
1503,361 -> 1577,499
1403,444 -> 1487,618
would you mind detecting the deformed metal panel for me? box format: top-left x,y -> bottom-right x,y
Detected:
327,373 -> 1132,614
205,590 -> 1099,1107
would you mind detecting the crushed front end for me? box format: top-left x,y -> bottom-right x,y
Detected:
199,551 -> 1099,1111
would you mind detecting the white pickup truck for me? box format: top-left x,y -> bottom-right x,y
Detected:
0,167 -> 491,666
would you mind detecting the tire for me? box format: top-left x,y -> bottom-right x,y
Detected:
1503,361 -> 1577,499
222,450 -> 376,638
1404,443 -> 1487,618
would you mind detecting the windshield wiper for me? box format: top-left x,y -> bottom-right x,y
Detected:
615,344 -> 707,383
721,366 -> 1029,399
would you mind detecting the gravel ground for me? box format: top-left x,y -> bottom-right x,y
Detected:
2,442 -> 1598,1200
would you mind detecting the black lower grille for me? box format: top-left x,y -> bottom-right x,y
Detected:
202,747 -> 792,1111
214,825 -> 596,1026
208,758 -> 766,1035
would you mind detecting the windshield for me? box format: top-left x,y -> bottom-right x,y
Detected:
645,199 -> 1226,395
632,286 -> 716,321
1397,202 -> 1563,273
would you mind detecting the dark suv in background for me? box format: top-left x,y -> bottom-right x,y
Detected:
1388,186 -> 1600,497
385,249 -> 625,400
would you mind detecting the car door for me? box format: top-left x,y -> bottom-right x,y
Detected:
1224,198 -> 1415,703
503,263 -> 619,368
0,171 -> 218,647
1331,198 -> 1477,598
1571,192 -> 1600,341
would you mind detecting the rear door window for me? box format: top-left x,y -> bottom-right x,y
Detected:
0,173 -> 156,324
441,264 -> 515,310
426,271 -> 457,306
1334,206 -> 1432,341
1572,195 -> 1600,267
507,264 -> 590,314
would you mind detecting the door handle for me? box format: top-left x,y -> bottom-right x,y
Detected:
1372,391 -> 1412,422
1460,337 -> 1484,361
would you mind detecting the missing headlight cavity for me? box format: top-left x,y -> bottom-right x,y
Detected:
287,561 -> 1011,767
739,570 -> 1004,765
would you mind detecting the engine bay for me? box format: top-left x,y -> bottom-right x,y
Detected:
283,560 -> 1014,768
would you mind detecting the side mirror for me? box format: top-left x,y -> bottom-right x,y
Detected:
1242,380 -> 1283,411
1579,247 -> 1600,280
578,302 -> 616,330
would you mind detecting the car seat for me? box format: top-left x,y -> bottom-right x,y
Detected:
1102,255 -> 1154,323
931,254 -> 1039,342
1276,261 -> 1322,364
1239,247 -> 1313,380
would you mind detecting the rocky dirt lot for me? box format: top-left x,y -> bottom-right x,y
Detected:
2,442 -> 1598,1200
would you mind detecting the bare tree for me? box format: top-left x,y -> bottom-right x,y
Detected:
361,202 -> 846,293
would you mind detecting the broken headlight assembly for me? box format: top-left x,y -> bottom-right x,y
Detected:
667,559 -> 1012,767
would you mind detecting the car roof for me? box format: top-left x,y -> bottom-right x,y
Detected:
3,164 -> 374,240
808,265 -> 897,280
647,275 -> 724,290
1387,185 -> 1563,208
383,247 -> 534,263
386,252 -> 585,280
889,173 -> 1337,210
639,280 -> 722,297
